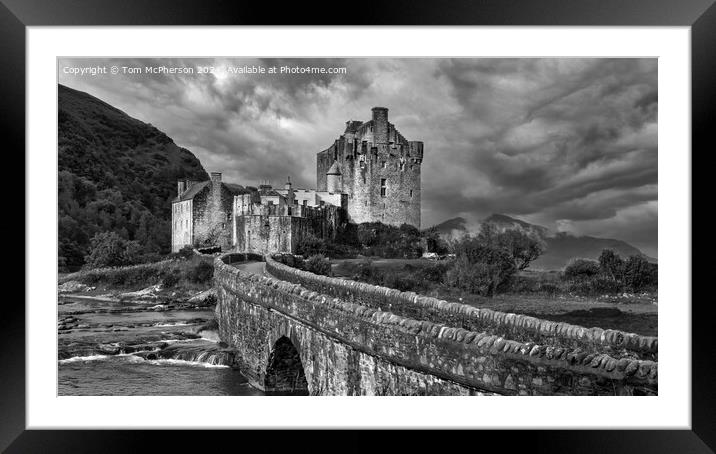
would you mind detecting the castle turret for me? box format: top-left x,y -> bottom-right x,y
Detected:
326,161 -> 342,193
371,107 -> 389,144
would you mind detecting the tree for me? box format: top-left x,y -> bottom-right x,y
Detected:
476,224 -> 545,270
598,249 -> 624,281
495,229 -> 545,270
447,236 -> 517,296
84,231 -> 142,269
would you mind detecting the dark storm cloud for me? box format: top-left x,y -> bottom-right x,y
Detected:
58,57 -> 657,255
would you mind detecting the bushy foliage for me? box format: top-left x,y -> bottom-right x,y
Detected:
83,231 -> 143,268
476,223 -> 546,270
421,227 -> 450,255
561,250 -> 657,295
161,270 -> 182,288
303,254 -> 332,276
187,260 -> 214,284
296,234 -> 357,259
623,255 -> 657,292
349,260 -> 447,293
563,258 -> 600,280
447,237 -> 517,296
445,254 -> 515,297
355,222 -> 424,258
170,245 -> 196,260
598,249 -> 625,281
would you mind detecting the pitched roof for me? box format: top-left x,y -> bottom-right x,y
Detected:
174,181 -> 210,202
224,183 -> 252,195
259,188 -> 283,197
173,181 -> 252,202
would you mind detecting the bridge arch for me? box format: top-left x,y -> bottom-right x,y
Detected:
264,335 -> 309,395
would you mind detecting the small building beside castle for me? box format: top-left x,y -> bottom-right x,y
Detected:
171,172 -> 250,252
171,107 -> 423,255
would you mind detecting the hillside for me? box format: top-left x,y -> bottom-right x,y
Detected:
58,84 -> 208,270
429,214 -> 655,270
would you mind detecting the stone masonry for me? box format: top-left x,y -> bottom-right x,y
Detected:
316,107 -> 423,228
214,253 -> 658,396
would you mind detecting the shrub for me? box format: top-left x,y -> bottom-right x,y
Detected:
172,245 -> 195,259
188,260 -> 214,284
381,270 -> 421,292
623,256 -> 657,292
161,270 -> 181,288
355,222 -> 423,258
563,258 -> 600,280
304,254 -> 332,276
296,234 -> 328,257
416,262 -> 450,284
445,255 -> 514,297
447,236 -> 517,296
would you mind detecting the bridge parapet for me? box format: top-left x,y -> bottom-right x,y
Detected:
267,254 -> 657,359
214,254 -> 657,395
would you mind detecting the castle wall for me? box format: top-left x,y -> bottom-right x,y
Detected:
315,108 -> 423,228
234,215 -> 299,255
233,199 -> 348,255
171,199 -> 193,252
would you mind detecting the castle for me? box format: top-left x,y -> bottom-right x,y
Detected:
171,107 -> 423,254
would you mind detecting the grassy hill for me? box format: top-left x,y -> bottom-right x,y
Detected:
58,84 -> 208,270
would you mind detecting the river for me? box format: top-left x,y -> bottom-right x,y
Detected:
58,294 -> 263,396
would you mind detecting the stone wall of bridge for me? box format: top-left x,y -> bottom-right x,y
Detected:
268,255 -> 657,361
214,254 -> 657,396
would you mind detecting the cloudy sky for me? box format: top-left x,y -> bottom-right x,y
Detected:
58,57 -> 657,256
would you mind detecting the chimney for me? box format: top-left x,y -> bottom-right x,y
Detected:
371,107 -> 388,144
210,172 -> 222,183
177,180 -> 186,196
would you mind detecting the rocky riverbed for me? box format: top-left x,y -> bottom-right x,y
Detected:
58,285 -> 262,396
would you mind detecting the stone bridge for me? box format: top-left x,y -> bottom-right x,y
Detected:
214,253 -> 658,396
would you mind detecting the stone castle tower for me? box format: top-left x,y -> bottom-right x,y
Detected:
316,107 -> 423,228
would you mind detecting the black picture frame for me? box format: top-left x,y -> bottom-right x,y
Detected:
3,0 -> 710,451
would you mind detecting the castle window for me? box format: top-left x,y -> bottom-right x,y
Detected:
381,160 -> 386,169
410,190 -> 413,198
380,179 -> 387,197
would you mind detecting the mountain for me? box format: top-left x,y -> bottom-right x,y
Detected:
429,214 -> 655,270
58,84 -> 208,270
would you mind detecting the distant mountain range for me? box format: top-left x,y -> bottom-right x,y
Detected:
58,84 -> 208,269
429,214 -> 656,270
